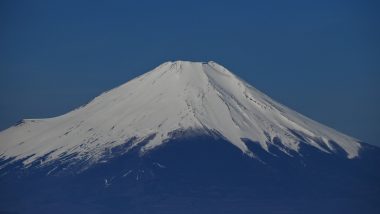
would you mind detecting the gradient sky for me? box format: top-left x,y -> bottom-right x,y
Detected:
0,0 -> 379,146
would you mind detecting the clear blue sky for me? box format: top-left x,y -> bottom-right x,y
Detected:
0,0 -> 379,146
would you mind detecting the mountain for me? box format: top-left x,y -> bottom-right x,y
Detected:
0,61 -> 362,167
0,61 -> 379,214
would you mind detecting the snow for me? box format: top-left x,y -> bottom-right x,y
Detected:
122,170 -> 133,177
0,61 -> 362,168
153,162 -> 166,169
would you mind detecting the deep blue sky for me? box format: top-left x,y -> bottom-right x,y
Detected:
0,0 -> 379,146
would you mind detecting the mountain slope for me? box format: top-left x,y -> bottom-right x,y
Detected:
1,61 -> 379,214
0,61 -> 362,170
1,133 -> 379,214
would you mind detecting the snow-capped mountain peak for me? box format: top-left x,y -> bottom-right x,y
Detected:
0,61 -> 361,168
